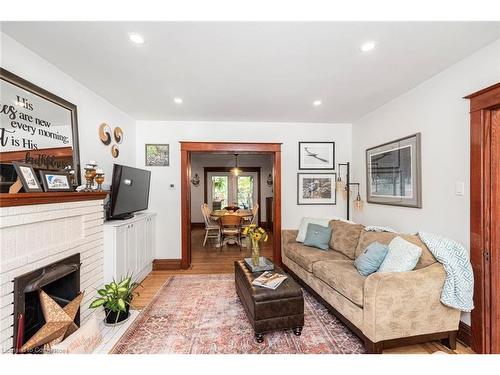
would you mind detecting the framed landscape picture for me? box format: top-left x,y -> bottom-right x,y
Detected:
297,172 -> 336,205
145,144 -> 169,166
298,142 -> 335,170
39,171 -> 73,192
366,133 -> 422,208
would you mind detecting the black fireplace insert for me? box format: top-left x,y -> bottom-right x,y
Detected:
13,253 -> 81,353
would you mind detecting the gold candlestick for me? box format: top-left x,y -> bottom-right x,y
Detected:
95,172 -> 105,192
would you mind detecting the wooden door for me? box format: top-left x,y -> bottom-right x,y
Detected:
466,83 -> 500,354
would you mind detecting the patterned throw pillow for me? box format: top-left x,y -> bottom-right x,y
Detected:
378,236 -> 422,273
303,223 -> 333,250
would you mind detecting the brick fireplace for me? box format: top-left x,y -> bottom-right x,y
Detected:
0,197 -> 106,354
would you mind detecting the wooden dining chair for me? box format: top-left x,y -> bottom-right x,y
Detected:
219,214 -> 242,251
201,204 -> 220,247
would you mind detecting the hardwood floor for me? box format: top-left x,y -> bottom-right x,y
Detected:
133,228 -> 474,355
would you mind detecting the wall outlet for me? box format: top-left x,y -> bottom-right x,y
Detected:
169,183 -> 175,190
455,182 -> 465,196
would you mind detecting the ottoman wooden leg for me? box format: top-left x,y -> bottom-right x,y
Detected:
293,327 -> 303,336
255,333 -> 264,343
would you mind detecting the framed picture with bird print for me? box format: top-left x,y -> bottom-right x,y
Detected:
298,142 -> 335,170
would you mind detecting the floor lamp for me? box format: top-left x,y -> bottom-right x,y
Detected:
336,162 -> 363,220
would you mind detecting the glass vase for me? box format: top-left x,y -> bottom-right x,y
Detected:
251,239 -> 260,266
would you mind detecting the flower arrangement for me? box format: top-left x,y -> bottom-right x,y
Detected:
242,224 -> 268,266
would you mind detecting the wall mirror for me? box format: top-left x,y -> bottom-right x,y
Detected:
0,68 -> 81,191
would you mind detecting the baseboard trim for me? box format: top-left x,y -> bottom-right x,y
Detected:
190,222 -> 205,228
152,259 -> 182,270
457,321 -> 472,347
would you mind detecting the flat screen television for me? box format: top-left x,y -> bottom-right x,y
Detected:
108,164 -> 151,220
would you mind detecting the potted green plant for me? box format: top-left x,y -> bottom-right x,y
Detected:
89,275 -> 141,324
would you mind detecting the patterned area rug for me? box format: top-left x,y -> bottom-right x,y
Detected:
111,274 -> 365,354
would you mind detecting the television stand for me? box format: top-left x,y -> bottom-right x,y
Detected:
109,212 -> 135,220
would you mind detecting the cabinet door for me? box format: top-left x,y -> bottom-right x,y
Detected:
126,223 -> 137,276
135,218 -> 147,271
115,226 -> 128,280
146,216 -> 155,264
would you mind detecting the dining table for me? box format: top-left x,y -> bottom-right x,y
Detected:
209,209 -> 254,247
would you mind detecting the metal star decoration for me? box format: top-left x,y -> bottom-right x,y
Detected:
20,290 -> 84,353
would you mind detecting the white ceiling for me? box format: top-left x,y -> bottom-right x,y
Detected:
2,22 -> 500,123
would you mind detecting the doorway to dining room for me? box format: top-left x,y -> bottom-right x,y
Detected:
180,142 -> 282,271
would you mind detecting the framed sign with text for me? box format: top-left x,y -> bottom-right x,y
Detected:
0,68 -> 81,187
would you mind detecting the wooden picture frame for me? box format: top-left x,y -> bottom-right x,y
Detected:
298,142 -> 335,170
39,170 -> 73,192
297,172 -> 336,205
0,68 -> 81,184
12,162 -> 43,192
365,133 -> 422,208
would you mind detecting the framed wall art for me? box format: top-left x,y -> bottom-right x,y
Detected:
297,172 -> 336,205
145,144 -> 169,166
366,133 -> 422,208
298,142 -> 335,170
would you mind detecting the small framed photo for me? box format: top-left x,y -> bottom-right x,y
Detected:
297,172 -> 337,205
39,171 -> 73,192
145,144 -> 169,166
12,162 -> 43,192
298,142 -> 335,170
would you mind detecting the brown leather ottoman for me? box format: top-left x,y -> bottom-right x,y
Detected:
234,260 -> 304,343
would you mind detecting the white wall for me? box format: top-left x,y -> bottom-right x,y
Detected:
0,33 -> 136,179
190,153 -> 273,223
351,38 -> 500,325
135,121 -> 352,259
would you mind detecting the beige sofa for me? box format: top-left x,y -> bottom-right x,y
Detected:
281,220 -> 461,353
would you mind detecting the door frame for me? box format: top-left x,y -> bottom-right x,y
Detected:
466,82 -> 500,353
180,142 -> 282,269
204,167 -> 262,224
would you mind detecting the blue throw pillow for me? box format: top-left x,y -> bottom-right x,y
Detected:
354,241 -> 389,276
303,223 -> 332,250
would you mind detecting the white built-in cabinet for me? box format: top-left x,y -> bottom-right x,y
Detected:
103,212 -> 156,283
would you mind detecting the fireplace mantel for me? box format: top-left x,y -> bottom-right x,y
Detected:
0,192 -> 108,207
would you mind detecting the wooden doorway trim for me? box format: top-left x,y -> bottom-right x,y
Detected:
180,142 -> 282,270
466,82 -> 500,354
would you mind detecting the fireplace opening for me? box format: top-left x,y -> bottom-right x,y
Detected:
13,253 -> 81,353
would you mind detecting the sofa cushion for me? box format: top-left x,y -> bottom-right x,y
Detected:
354,231 -> 436,269
355,230 -> 397,258
313,260 -> 366,307
284,242 -> 350,273
303,223 -> 332,250
378,236 -> 422,273
296,217 -> 330,242
354,241 -> 389,276
328,220 -> 364,259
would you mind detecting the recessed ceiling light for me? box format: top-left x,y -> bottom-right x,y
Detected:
129,33 -> 144,44
174,97 -> 183,105
360,41 -> 376,52
313,100 -> 322,107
